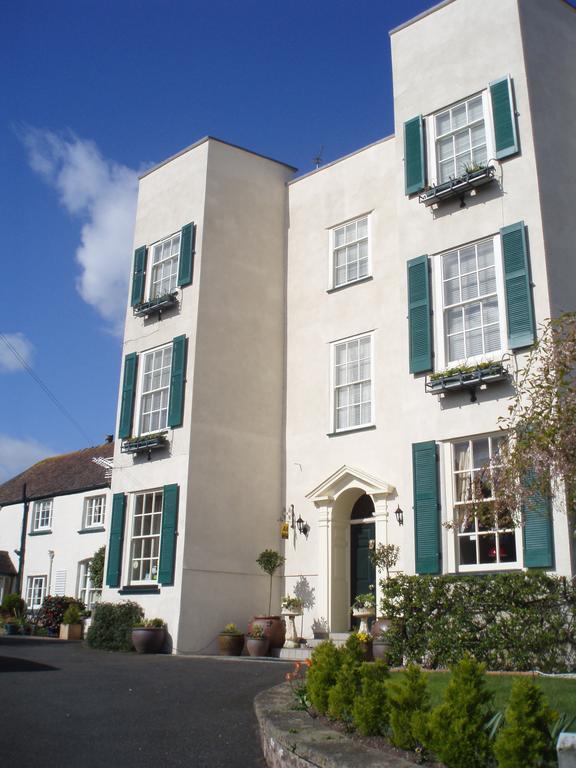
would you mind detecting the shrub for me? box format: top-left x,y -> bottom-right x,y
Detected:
389,663 -> 431,750
423,655 -> 495,768
62,604 -> 82,624
352,660 -> 390,736
327,655 -> 361,724
493,678 -> 556,768
89,546 -> 105,589
1,593 -> 26,617
307,641 -> 342,714
86,601 -> 143,651
379,572 -> 576,672
38,596 -> 85,632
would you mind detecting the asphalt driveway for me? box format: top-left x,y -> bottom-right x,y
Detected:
0,637 -> 289,768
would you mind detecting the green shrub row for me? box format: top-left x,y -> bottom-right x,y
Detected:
305,644 -> 563,768
379,572 -> 576,672
86,601 -> 143,651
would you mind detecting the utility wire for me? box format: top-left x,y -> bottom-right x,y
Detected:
0,333 -> 95,446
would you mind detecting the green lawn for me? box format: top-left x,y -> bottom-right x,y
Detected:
389,671 -> 576,719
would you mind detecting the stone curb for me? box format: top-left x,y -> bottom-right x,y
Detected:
254,683 -> 415,768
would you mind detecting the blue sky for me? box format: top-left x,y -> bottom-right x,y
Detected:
0,0 -> 465,479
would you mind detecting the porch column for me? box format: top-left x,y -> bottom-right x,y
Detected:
373,495 -> 391,619
316,500 -> 332,633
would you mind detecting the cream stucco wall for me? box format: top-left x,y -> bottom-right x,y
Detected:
284,0 -> 575,636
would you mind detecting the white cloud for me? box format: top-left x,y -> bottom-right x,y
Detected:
21,127 -> 139,335
0,332 -> 34,373
0,434 -> 53,483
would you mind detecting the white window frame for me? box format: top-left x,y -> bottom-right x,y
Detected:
427,90 -> 495,187
31,499 -> 53,532
145,231 -> 181,301
128,489 -> 163,585
77,559 -> 101,609
135,343 -> 173,436
328,214 -> 372,290
83,495 -> 106,529
26,575 -> 46,609
330,331 -> 375,434
432,234 -> 508,371
443,434 -> 522,573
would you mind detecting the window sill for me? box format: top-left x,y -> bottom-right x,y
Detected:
327,276 -> 373,294
118,585 -> 161,595
327,424 -> 376,438
419,165 -> 496,207
457,564 -> 522,574
29,530 -> 52,536
78,527 -> 106,535
133,292 -> 178,318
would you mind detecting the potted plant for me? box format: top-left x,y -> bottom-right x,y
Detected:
251,549 -> 286,650
372,628 -> 392,662
281,595 -> 303,649
59,604 -> 83,640
217,623 -> 245,656
370,543 -> 398,640
3,617 -> 19,636
246,623 -> 270,657
351,592 -> 376,634
311,617 -> 329,640
131,617 -> 167,654
355,630 -> 374,662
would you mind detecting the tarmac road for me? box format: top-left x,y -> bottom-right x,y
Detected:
0,637 -> 289,768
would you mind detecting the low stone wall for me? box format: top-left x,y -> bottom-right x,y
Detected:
254,683 -> 414,768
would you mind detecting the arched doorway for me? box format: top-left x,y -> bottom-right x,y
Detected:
350,494 -> 376,628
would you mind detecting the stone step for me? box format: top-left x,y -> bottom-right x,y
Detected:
271,647 -> 312,661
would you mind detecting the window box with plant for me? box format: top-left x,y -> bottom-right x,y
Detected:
133,291 -> 178,318
426,360 -> 508,401
131,617 -> 167,654
121,431 -> 168,455
419,164 -> 496,207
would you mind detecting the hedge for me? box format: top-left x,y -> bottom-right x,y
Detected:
379,572 -> 576,672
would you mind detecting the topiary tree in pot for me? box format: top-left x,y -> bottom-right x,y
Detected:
251,549 -> 286,650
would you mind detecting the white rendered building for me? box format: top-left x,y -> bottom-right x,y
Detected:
76,0 -> 576,650
0,444 -> 113,611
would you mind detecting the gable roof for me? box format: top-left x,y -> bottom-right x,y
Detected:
0,443 -> 114,506
306,465 -> 395,504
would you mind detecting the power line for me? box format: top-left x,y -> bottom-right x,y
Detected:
0,333 -> 95,446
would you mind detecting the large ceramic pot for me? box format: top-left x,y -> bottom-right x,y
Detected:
249,616 -> 285,649
371,617 -> 392,638
132,627 -> 166,654
218,632 -> 245,656
246,635 -> 270,657
4,623 -> 18,636
372,640 -> 392,662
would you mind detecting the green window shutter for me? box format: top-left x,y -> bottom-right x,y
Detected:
404,116 -> 426,195
167,335 -> 187,428
501,221 -> 535,350
413,441 -> 441,575
106,493 -> 126,588
522,474 -> 554,569
177,222 -> 196,287
131,246 -> 147,307
158,484 -> 179,585
118,353 -> 138,439
489,76 -> 519,160
407,255 -> 433,374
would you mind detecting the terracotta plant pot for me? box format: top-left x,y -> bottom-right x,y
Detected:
60,623 -> 82,640
372,640 -> 391,662
371,617 -> 392,638
246,635 -> 270,657
218,633 -> 245,656
249,616 -> 285,649
132,627 -> 166,654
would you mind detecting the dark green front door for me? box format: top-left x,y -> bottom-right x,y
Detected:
350,522 -> 376,628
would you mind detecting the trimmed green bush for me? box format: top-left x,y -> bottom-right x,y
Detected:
389,663 -> 430,750
380,572 -> 576,672
327,656 -> 361,723
422,655 -> 495,768
1,593 -> 26,617
305,641 -> 342,714
86,601 -> 143,652
494,678 -> 556,768
352,660 -> 390,736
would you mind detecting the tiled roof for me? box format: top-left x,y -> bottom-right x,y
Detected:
0,443 -> 114,506
0,550 -> 17,576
